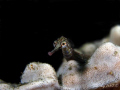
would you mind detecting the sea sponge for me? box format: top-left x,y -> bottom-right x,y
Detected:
57,42 -> 120,90
57,59 -> 81,90
78,43 -> 97,57
15,62 -> 60,90
0,83 -> 13,90
84,42 -> 120,89
110,25 -> 120,46
78,25 -> 120,57
21,62 -> 57,83
0,62 -> 60,90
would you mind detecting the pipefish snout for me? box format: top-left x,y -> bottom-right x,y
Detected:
48,36 -> 71,58
48,36 -> 88,68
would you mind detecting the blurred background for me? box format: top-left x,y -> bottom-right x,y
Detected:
0,0 -> 120,83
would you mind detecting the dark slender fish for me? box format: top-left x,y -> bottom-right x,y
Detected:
48,36 -> 88,71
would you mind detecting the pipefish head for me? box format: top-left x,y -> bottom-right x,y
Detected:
48,36 -> 69,56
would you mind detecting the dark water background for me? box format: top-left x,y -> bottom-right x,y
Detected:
0,0 -> 120,83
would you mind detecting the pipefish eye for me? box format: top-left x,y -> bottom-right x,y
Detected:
61,42 -> 67,46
